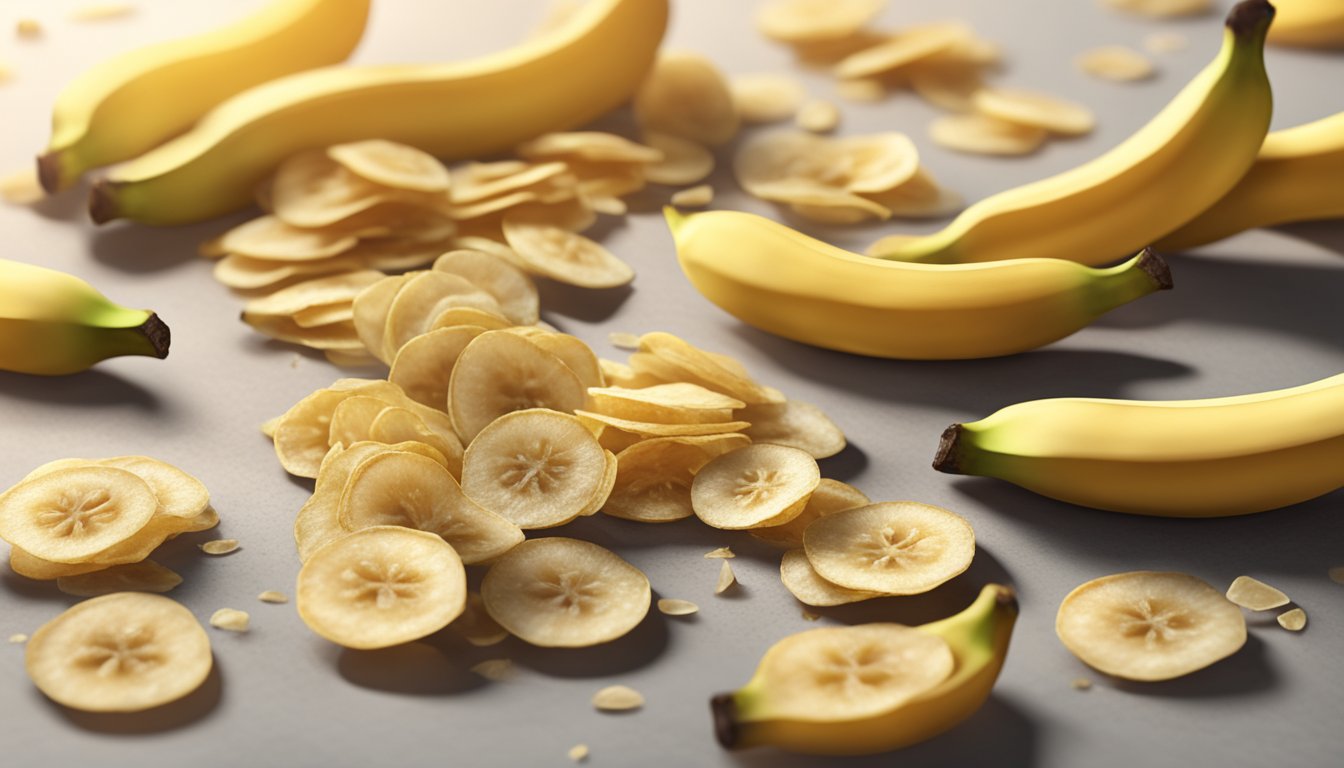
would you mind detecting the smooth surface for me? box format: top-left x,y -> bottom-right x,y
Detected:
1,2 -> 1341,767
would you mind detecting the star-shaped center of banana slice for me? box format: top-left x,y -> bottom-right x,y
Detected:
74,625 -> 163,678
530,569 -> 604,617
1117,598 -> 1195,649
815,643 -> 898,691
39,489 -> 118,538
732,468 -> 783,505
857,526 -> 931,570
341,560 -> 423,609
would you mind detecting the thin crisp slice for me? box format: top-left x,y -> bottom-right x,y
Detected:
1,167 -> 44,204
482,537 -> 650,648
603,436 -> 749,523
643,132 -> 716,186
1226,576 -> 1290,611
752,479 -> 871,547
0,467 -> 157,564
270,149 -> 386,228
367,407 -> 464,477
716,560 -> 737,594
588,382 -> 745,425
517,132 -> 662,164
740,399 -> 845,459
25,593 -> 212,713
658,598 -> 699,616
670,185 -> 714,207
55,561 -> 183,597
292,303 -> 355,329
352,273 -> 412,363
448,331 -> 586,442
780,549 -> 882,606
592,684 -> 645,711
634,51 -> 740,146
452,592 -> 510,646
213,254 -> 360,292
732,74 -> 807,124
219,215 -> 358,262
756,0 -> 886,44
1077,46 -> 1155,82
512,330 -> 605,390
635,333 -> 783,405
1056,571 -> 1246,681
471,658 -> 516,681
209,609 -> 250,633
433,249 -> 540,325
569,744 -> 590,762
24,455 -> 210,520
502,218 -> 633,289
199,539 -> 239,556
804,502 -> 974,594
691,444 -> 820,530
258,591 -> 289,604
327,395 -> 389,449
929,113 -> 1047,156
430,306 -> 514,333
1277,608 -> 1306,632
973,87 -> 1095,136
577,410 -> 751,440
328,140 -> 450,193
834,24 -> 970,80
705,547 -> 735,559
296,526 -> 467,650
242,270 -> 382,319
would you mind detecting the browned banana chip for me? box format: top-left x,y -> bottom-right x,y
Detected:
219,215 -> 358,262
635,333 -> 784,405
691,444 -> 820,530
383,271 -> 504,359
780,549 -> 881,606
297,526 -> 467,650
447,331 -> 586,442
433,249 -> 540,325
56,561 -> 183,597
324,348 -> 380,368
642,131 -> 715,186
603,436 -> 746,523
834,22 -> 972,81
633,51 -> 740,147
740,399 -> 845,459
803,501 -> 975,594
337,451 -> 522,564
270,149 -> 387,228
0,467 -> 157,564
461,409 -> 612,529
517,132 -> 663,165
929,113 -> 1048,156
388,325 -> 487,409
757,0 -> 886,44
342,235 -> 455,274
587,383 -> 745,425
327,140 -> 451,193
751,478 -> 870,547
212,254 -> 360,292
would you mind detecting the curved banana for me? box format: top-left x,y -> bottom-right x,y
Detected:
712,584 -> 1018,755
869,0 -> 1273,266
90,0 -> 670,226
0,259 -> 170,376
39,0 -> 370,193
934,373 -> 1344,517
667,208 -> 1173,360
1156,112 -> 1344,250
1266,0 -> 1344,48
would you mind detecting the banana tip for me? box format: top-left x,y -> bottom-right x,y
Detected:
1226,0 -> 1275,36
1136,247 -> 1174,291
663,205 -> 687,231
710,693 -> 740,749
140,313 -> 171,360
994,584 -> 1020,614
932,424 -> 966,474
36,152 -> 65,195
88,180 -> 120,225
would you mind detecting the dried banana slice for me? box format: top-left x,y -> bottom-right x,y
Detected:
25,592 -> 212,712
383,271 -> 503,358
929,113 -> 1047,156
1076,46 -> 1155,82
271,381 -> 377,477
780,549 -> 882,606
0,467 -> 157,564
803,502 -> 974,594
751,478 -> 871,547
481,537 -> 650,647
516,132 -> 663,164
242,271 -> 384,321
501,218 -> 634,289
509,329 -> 605,390
430,306 -> 514,333
327,395 -> 388,449
352,273 -> 412,363
327,140 -> 451,193
56,561 -> 183,597
23,456 -> 210,520
1225,576 -> 1290,611
740,399 -> 846,459
691,444 -> 821,530
297,526 -> 467,649
634,51 -> 740,147
219,215 -> 358,262
602,435 -> 749,523
388,325 -> 486,409
587,382 -> 745,425
635,333 -> 783,405
451,161 -> 569,205
292,303 -> 355,328
295,443 -> 393,562
448,331 -> 586,442
756,0 -> 886,44
270,149 -> 387,228
746,623 -> 955,721
1057,571 -> 1246,681
213,253 -> 359,292
598,358 -> 663,389
575,410 -> 751,439
367,407 -> 464,477
972,88 -> 1095,136
834,23 -> 970,80
642,131 -> 715,186
670,185 -> 714,207
461,409 -> 612,529
337,451 -> 522,564
731,74 -> 807,124
433,249 -> 540,326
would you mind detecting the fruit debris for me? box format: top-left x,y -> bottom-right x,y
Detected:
704,547 -> 735,559
795,100 -> 841,133
592,684 -> 645,711
1277,608 -> 1306,632
1071,677 -> 1093,691
1077,46 -> 1155,82
16,19 -> 42,38
1226,575 -> 1290,611
470,658 -> 516,681
657,598 -> 700,616
257,591 -> 289,604
1,168 -> 44,204
715,561 -> 737,594
199,539 -> 240,555
568,743 -> 590,762
670,184 -> 714,207
1329,567 -> 1344,585
209,608 -> 250,633
9,633 -> 28,643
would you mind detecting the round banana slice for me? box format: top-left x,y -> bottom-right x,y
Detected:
241,270 -> 384,320
752,478 -> 871,547
430,306 -> 514,333
270,149 -> 387,228
598,358 -> 663,389
1056,571 -> 1247,682
741,399 -> 846,459
834,23 -> 970,80
633,51 -> 740,147
747,623 -> 955,721
575,410 -> 751,439
25,592 -> 212,712
731,74 -> 806,124
587,383 -> 745,425
603,435 -> 748,523
516,132 -> 663,164
367,407 -> 464,477
383,271 -> 504,358
337,451 -> 522,564
327,395 -> 388,449
972,88 -> 1096,136
353,273 -> 412,363
780,549 -> 882,606
929,113 -> 1048,156
292,303 -> 355,329
756,0 -> 886,44
432,249 -> 540,326
803,502 -> 975,594
1076,46 -> 1155,82
448,331 -> 586,442
480,537 -> 651,647
634,333 -> 783,405
296,443 -> 391,562
213,253 -> 360,292
0,467 -> 157,564
23,456 -> 210,521
461,409 -> 612,529
327,140 -> 451,193
297,526 -> 467,650
509,330 -> 605,390
219,215 -> 359,262
272,382 -> 377,478
388,325 -> 487,409
642,131 -> 715,185
501,218 -> 634,289
691,444 -> 821,530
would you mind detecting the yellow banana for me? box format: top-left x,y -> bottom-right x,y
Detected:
934,373 -> 1344,517
712,583 -> 1018,755
0,259 -> 170,376
869,0 -> 1273,266
90,0 -> 669,226
666,207 -> 1173,360
1266,0 -> 1344,48
1156,112 -> 1344,250
39,0 -> 370,193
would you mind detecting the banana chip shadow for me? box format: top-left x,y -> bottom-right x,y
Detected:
44,658 -> 222,733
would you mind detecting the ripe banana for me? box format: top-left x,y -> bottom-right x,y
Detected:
934,373 -> 1344,517
712,583 -> 1018,755
1266,0 -> 1344,48
0,259 -> 170,376
1156,112 -> 1344,250
39,0 -> 370,193
869,0 -> 1273,266
666,207 -> 1173,360
90,0 -> 670,226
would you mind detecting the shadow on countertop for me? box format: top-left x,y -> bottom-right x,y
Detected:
90,210 -> 253,275
0,369 -> 164,412
46,660 -> 223,733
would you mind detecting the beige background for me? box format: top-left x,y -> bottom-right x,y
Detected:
1,1 -> 1341,766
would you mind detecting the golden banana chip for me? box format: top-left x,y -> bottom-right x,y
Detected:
271,379 -> 389,477
929,113 -> 1047,156
292,302 -> 355,329
501,218 -> 634,289
470,658 -> 516,681
55,561 -> 183,597
634,51 -> 740,147
387,325 -> 486,409
657,598 -> 699,616
740,399 -> 845,459
861,167 -> 963,218
642,131 -> 716,186
634,333 -> 784,405
691,444 -> 821,530
751,478 -> 870,547
327,395 -> 388,449
731,74 -> 807,124
448,331 -> 587,442
352,273 -> 412,363
517,132 -> 663,164
780,548 -> 881,606
209,608 -> 250,633
327,140 -> 451,193
834,23 -> 970,80
213,254 -> 359,292
598,358 -> 663,389
383,271 -> 504,359
451,162 -> 569,205
367,407 -> 463,477
716,560 -> 737,594
1226,575 -> 1290,611
243,316 -> 364,351
430,306 -> 514,333
591,684 -> 645,711
670,185 -> 714,207
602,436 -> 749,523
588,382 -> 745,424
705,547 -> 735,559
795,99 -> 841,133
972,87 -> 1095,136
270,149 -> 387,229
1277,608 -> 1306,632
199,539 -> 239,556
433,249 -> 540,326
1076,46 -> 1156,82
258,591 -> 289,604
220,215 -> 358,262
24,455 -> 211,520
0,467 -> 157,564
756,0 -> 886,44
803,502 -> 975,594
508,328 -> 605,390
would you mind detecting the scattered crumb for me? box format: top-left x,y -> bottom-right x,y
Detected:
200,538 -> 240,555
657,598 -> 699,616
1226,575 -> 1290,611
1,167 -> 44,205
568,743 -> 590,762
715,561 -> 736,595
592,684 -> 644,711
837,78 -> 886,103
704,547 -> 735,559
1328,566 -> 1344,585
1076,46 -> 1155,82
1277,607 -> 1307,632
470,658 -> 516,681
69,3 -> 135,22
257,590 -> 289,604
1071,677 -> 1093,691
801,609 -> 820,621
796,99 -> 841,133
8,633 -> 27,644
1144,31 -> 1188,54
16,19 -> 42,38
670,184 -> 714,208
209,608 -> 250,632
608,331 -> 640,350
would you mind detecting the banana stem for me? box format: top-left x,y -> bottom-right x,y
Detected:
1088,247 -> 1173,312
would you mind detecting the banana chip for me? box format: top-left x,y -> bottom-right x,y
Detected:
837,78 -> 887,103
929,113 -> 1047,156
634,51 -> 740,147
387,325 -> 485,409
602,435 -> 749,523
451,161 -> 569,205
642,131 -> 716,186
448,331 -> 587,442
657,598 -> 699,616
780,549 -> 881,606
803,502 -> 975,594
327,395 -> 388,448
756,0 -> 886,44
209,608 -> 250,633
1225,575 -> 1290,611
430,306 -> 514,333
383,271 -> 504,358
691,444 -> 821,530
576,410 -> 751,439
716,560 -> 737,594
292,303 -> 355,329
213,254 -> 359,292
517,132 -> 663,164
433,249 -> 540,326
795,99 -> 841,133
26,593 -> 211,713
367,407 -> 463,476
270,149 -> 387,229
1277,608 -> 1306,632
481,537 -> 651,647
297,526 -> 467,649
732,74 -> 807,124
972,88 -> 1095,136
740,399 -> 846,459
24,455 -> 210,520
327,140 -> 451,193
55,561 -> 183,597
451,592 -> 510,646
588,382 -> 745,425
591,684 -> 646,711
0,467 -> 157,564
199,539 -> 239,556
511,329 -> 605,390
670,185 -> 714,207
909,62 -> 983,112
501,217 -> 634,289
834,23 -> 970,81
634,333 -> 784,405
220,215 -> 359,262
751,478 -> 871,547
1077,46 -> 1155,82
353,273 -> 412,363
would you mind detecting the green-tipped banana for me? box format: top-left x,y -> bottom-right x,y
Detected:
39,0 -> 370,192
712,584 -> 1018,755
934,373 -> 1344,517
1157,112 -> 1344,250
0,260 -> 169,375
870,0 -> 1273,266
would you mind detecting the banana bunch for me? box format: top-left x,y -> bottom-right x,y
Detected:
666,208 -> 1172,360
39,0 -> 370,193
90,0 -> 669,226
1157,112 -> 1344,250
933,373 -> 1344,517
0,259 -> 170,376
712,584 -> 1018,755
1267,0 -> 1344,48
868,0 -> 1274,266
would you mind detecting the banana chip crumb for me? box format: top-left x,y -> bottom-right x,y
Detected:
608,331 -> 640,350
258,590 -> 289,604
592,684 -> 644,711
16,19 -> 42,38
715,561 -> 737,595
1277,608 -> 1306,632
704,547 -> 735,559
568,743 -> 590,762
1226,575 -> 1290,611
796,100 -> 841,133
209,608 -> 250,633
1071,677 -> 1093,691
200,539 -> 240,555
8,633 -> 27,644
1327,566 -> 1344,585
470,658 -> 516,681
801,610 -> 820,621
1144,31 -> 1188,54
670,184 -> 714,208
70,3 -> 135,22
657,598 -> 699,616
